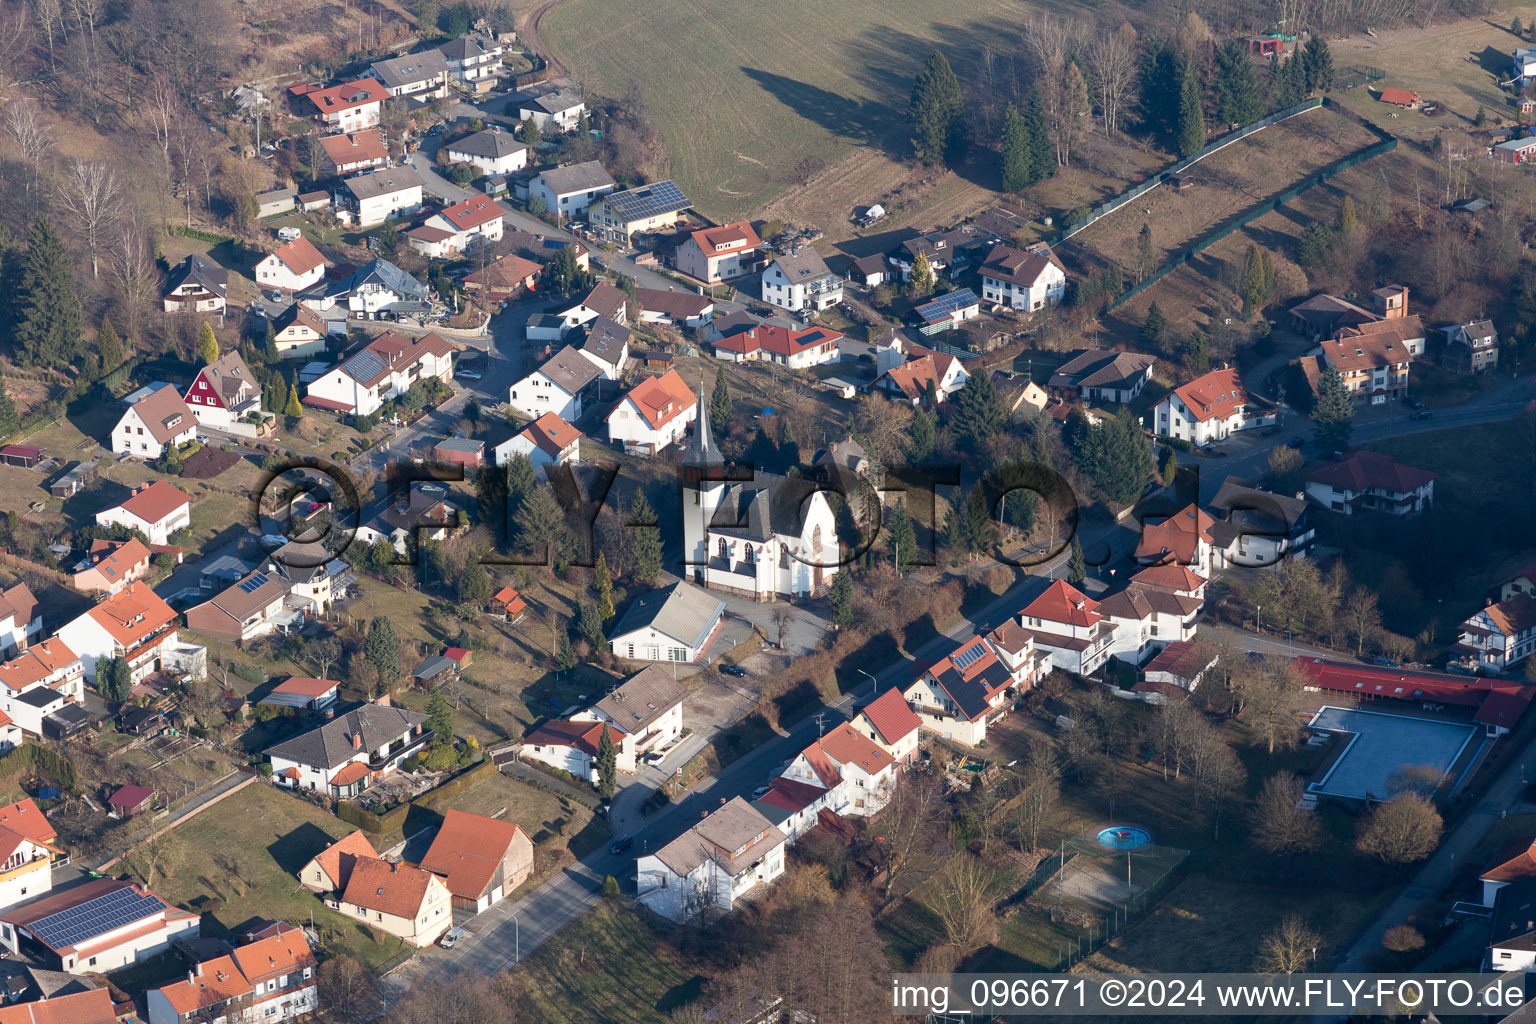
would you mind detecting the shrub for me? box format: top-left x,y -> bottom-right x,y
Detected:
1382,925 -> 1425,953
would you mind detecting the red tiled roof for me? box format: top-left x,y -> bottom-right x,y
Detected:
273,676 -> 339,698
1483,836 -> 1536,883
1306,450 -> 1437,494
319,129 -> 388,166
0,638 -> 78,693
1168,368 -> 1255,423
1378,88 -> 1419,105
1135,504 -> 1214,566
815,722 -> 895,777
1484,594 -> 1536,637
435,195 -> 504,232
341,857 -> 442,919
464,254 -> 541,291
76,538 -> 151,584
878,352 -> 959,401
1142,640 -> 1217,682
758,776 -> 828,813
86,583 -> 177,649
230,928 -> 315,986
310,830 -> 378,891
330,762 -> 370,787
125,386 -> 195,445
858,687 -> 922,746
715,323 -> 844,360
268,237 -> 327,276
524,718 -> 623,756
115,481 -> 190,526
0,988 -> 116,1024
1288,657 -> 1536,729
155,955 -> 252,1015
309,78 -> 389,114
518,412 -> 581,458
688,221 -> 760,257
1021,580 -> 1100,627
418,809 -> 530,901
619,369 -> 694,430
108,784 -> 154,810
1130,564 -> 1206,592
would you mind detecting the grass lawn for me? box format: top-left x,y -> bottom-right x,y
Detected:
506,902 -> 703,1023
136,781 -> 409,972
539,0 -> 1025,220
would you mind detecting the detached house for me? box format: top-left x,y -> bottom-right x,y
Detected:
979,242 -> 1067,311
1048,350 -> 1156,404
184,351 -> 259,430
255,237 -> 328,295
607,368 -> 694,454
674,222 -> 762,284
418,810 -> 533,914
852,687 -> 922,765
1305,451 -> 1436,517
72,537 -> 152,596
902,631 -> 1037,746
185,569 -> 292,643
1208,476 -> 1315,568
588,180 -> 691,244
333,858 -> 453,947
0,799 -> 61,913
760,249 -> 843,312
0,637 -> 85,739
320,258 -> 430,320
55,582 -> 183,684
336,167 -> 425,228
493,412 -> 582,471
305,79 -> 389,131
1014,580 -> 1116,676
573,316 -> 631,379
316,129 -> 390,177
637,797 -> 787,923
712,323 -> 842,370
95,482 -> 190,546
162,255 -> 228,316
0,878 -> 198,973
608,580 -> 725,664
406,194 -> 506,258
0,584 -> 42,660
525,665 -> 687,779
303,330 -> 452,417
110,386 -> 196,458
355,481 -> 465,555
146,929 -> 317,1024
1455,594 -> 1536,674
872,351 -> 968,404
634,287 -> 714,327
443,129 -> 528,177
1440,319 -> 1499,374
528,161 -> 615,220
438,34 -> 504,83
507,347 -> 602,422
265,700 -> 431,797
1098,565 -> 1207,664
1151,367 -> 1276,447
368,50 -> 449,99
1135,504 -> 1215,576
270,303 -> 330,361
463,254 -> 542,304
521,719 -> 624,783
889,228 -> 969,281
517,89 -> 586,132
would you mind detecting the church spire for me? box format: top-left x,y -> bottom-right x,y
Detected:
685,382 -> 722,471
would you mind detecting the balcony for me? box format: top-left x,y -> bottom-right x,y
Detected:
367,728 -> 434,770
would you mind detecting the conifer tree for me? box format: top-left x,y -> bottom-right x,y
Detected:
13,219 -> 83,369
1000,104 -> 1033,193
1215,38 -> 1263,126
596,727 -> 617,799
908,252 -> 935,295
284,384 -> 303,418
709,373 -> 732,438
908,50 -> 965,166
907,407 -> 936,462
629,491 -> 663,583
97,317 -> 124,372
1311,366 -> 1355,451
1176,59 -> 1207,157
593,551 -> 615,620
1141,303 -> 1166,345
1301,36 -> 1334,93
366,617 -> 400,685
1067,538 -> 1086,585
950,368 -> 1004,452
886,500 -> 917,572
0,375 -> 17,439
1336,195 -> 1358,236
197,322 -> 218,365
828,569 -> 853,628
1024,85 -> 1053,183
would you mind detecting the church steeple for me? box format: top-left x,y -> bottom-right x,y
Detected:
685,382 -> 722,476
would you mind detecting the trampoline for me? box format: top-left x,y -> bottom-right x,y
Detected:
1095,826 -> 1151,850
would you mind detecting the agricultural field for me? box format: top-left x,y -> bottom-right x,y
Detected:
538,0 -> 1030,221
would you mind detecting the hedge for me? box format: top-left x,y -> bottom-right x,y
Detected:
173,226 -> 236,246
0,744 -> 81,795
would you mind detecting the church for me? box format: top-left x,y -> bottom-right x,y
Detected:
681,389 -> 841,602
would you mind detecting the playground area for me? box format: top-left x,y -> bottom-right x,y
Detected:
1306,705 -> 1485,802
1027,828 -> 1188,929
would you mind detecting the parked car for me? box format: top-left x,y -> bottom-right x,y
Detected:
1410,409 -> 1433,420
1371,657 -> 1401,668
751,785 -> 771,799
1287,436 -> 1306,449
439,927 -> 463,949
250,304 -> 267,318
456,370 -> 483,381
718,663 -> 748,677
609,835 -> 634,855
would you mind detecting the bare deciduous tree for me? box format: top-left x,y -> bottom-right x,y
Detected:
877,771 -> 948,902
0,7 -> 33,97
1344,587 -> 1381,656
1086,23 -> 1137,137
4,99 -> 53,198
1249,771 -> 1323,856
56,157 -> 119,278
1356,793 -> 1443,864
1254,913 -> 1321,974
929,855 -> 1001,958
109,216 -> 158,344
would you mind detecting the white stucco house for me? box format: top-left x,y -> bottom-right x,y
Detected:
507,347 -> 602,422
606,368 -> 695,454
760,249 -> 843,312
609,580 -> 726,664
254,238 -> 328,294
979,242 -> 1067,312
1151,368 -> 1276,447
636,798 -> 787,923
110,386 -> 197,458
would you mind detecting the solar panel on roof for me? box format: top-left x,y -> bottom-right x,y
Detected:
916,288 -> 980,320
952,642 -> 987,670
608,180 -> 689,221
342,350 -> 386,382
27,887 -> 169,951
238,572 -> 271,594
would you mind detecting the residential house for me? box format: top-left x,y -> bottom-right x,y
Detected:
993,371 -> 1051,417
0,879 -> 198,974
146,929 -> 316,1024
1503,566 -> 1536,603
760,249 -> 843,312
503,227 -> 590,269
330,858 -> 453,947
183,352 -> 260,430
979,242 -> 1067,312
1440,320 -> 1499,374
0,989 -> 116,1024
517,89 -> 586,133
432,437 -> 484,468
255,238 -> 328,295
607,368 -> 694,454
270,303 -> 331,361
636,797 -> 787,923
912,288 -> 981,334
336,167 -> 425,228
406,194 -> 505,258
303,330 -> 452,417
110,387 -> 196,458
1151,367 -> 1276,447
871,351 -> 969,404
778,722 -> 898,823
462,254 -> 542,303
1048,350 -> 1156,404
507,347 -> 602,421
902,633 -> 1031,746
851,686 -> 922,765
443,129 -> 528,177
1454,594 -> 1536,674
609,580 -> 725,663
1496,136 -> 1536,164
521,719 -> 624,782
318,258 -> 430,320
588,180 -> 691,244
162,255 -> 228,316
55,583 -> 183,684
316,129 -> 390,177
634,287 -> 714,327
71,538 -> 151,596
1097,566 -> 1207,664
259,676 -> 339,713
94,482 -> 191,546
889,228 -> 970,281
1513,46 -> 1536,85
305,79 -> 389,131
438,34 -> 504,83
1013,580 -> 1116,676
298,831 -> 377,894
712,323 -> 842,370
1135,504 -> 1215,575
1288,292 -> 1376,338
847,253 -> 887,288
1305,450 -> 1436,516
265,539 -> 354,616
368,50 -> 449,99
1139,639 -> 1218,695
573,666 -> 687,772
0,585 -> 41,661
493,412 -> 582,471
1490,879 -> 1536,971
0,637 -> 89,739
573,316 -> 631,379
528,161 -> 615,220
1482,836 -> 1536,907
1208,476 -> 1315,568
491,587 -> 527,623
559,282 -> 629,331
0,799 -> 61,913
354,481 -> 464,556
1307,324 -> 1422,404
418,810 -> 533,914
185,569 -> 292,643
674,222 -> 762,284
265,700 -> 431,797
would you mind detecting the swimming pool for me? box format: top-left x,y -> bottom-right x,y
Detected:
1095,826 -> 1151,850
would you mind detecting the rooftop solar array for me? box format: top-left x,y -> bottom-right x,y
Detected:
915,288 -> 980,321
952,642 -> 987,670
341,350 -> 386,383
27,887 -> 168,951
606,180 -> 689,221
238,572 -> 271,594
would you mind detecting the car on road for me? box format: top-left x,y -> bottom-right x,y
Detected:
456,370 -> 483,381
1410,409 -> 1433,420
439,927 -> 463,949
609,835 -> 634,855
250,304 -> 266,317
1246,650 -> 1266,662
751,786 -> 771,799
1371,657 -> 1401,668
718,663 -> 748,677
1287,436 -> 1306,449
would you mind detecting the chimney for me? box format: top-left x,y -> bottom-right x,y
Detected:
188,972 -> 196,985
375,692 -> 392,707
195,963 -> 205,977
352,732 -> 362,750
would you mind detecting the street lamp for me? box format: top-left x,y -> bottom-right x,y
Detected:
856,668 -> 876,693
513,913 -> 520,965
1255,604 -> 1263,635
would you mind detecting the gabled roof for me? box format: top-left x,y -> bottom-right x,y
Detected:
979,242 -> 1064,288
1135,504 -> 1214,566
579,315 -> 630,367
687,221 -> 760,256
341,857 -> 442,918
75,537 -> 151,583
337,330 -> 449,387
0,638 -> 78,695
265,237 -> 327,276
447,128 -> 528,162
110,481 -> 191,526
270,677 -> 339,699
634,287 -> 712,320
1129,563 -> 1206,593
1378,87 -> 1420,105
531,346 -> 602,396
1306,450 -> 1437,494
122,388 -> 195,445
369,49 -> 449,89
1323,317 -> 1423,372
876,352 -> 960,401
616,369 -> 693,431
1481,593 -> 1536,637
594,665 -> 687,735
190,569 -> 286,624
82,583 -> 176,650
598,180 -> 690,222
768,249 -> 833,282
1167,368 -> 1256,423
1484,836 -> 1536,884
0,987 -> 115,1024
318,129 -> 388,167
1022,580 -> 1101,628
652,797 -> 783,877
165,255 -> 228,299
610,580 -> 724,650
434,194 -> 505,232
308,79 -> 390,114
265,702 -> 428,770
308,830 -> 378,891
272,302 -> 329,337
523,717 -> 623,755
107,784 -> 154,811
342,167 -> 425,202
714,323 -> 843,359
418,809 -> 530,900
193,351 -> 257,404
463,254 -> 541,290
515,412 -> 582,457
535,160 -> 614,197
230,928 -> 315,986
812,721 -> 895,778
1048,349 -> 1156,390
573,282 -> 627,322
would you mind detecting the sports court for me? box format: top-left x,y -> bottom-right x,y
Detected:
1307,706 -> 1482,801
